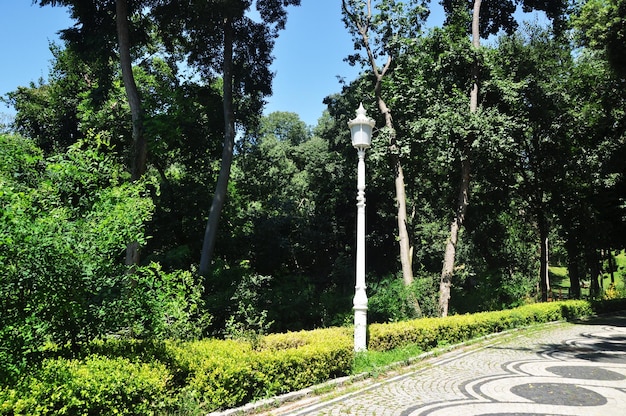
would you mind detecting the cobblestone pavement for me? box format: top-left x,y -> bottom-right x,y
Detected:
252,313 -> 626,416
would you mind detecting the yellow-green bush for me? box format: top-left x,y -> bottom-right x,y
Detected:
0,356 -> 172,415
368,300 -> 594,352
166,327 -> 353,412
0,328 -> 353,414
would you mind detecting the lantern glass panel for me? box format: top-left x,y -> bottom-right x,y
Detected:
351,124 -> 372,148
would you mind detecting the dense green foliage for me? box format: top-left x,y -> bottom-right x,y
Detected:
0,134 -> 151,380
1,1 -> 625,413
0,356 -> 172,415
0,134 -> 207,383
572,0 -> 626,76
169,328 -> 353,411
3,1 -> 623,335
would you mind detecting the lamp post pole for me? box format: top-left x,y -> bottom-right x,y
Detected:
348,103 -> 375,352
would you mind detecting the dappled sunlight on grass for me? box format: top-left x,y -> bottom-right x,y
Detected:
549,251 -> 626,300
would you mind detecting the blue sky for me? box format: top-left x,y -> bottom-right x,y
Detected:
0,1 -> 445,127
0,3 -> 73,111
266,1 -> 445,126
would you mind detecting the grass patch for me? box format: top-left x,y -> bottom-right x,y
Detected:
548,266 -> 568,283
548,266 -> 578,298
550,250 -> 626,299
605,251 -> 626,291
352,344 -> 425,376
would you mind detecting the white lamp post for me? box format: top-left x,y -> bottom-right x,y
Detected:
348,103 -> 375,352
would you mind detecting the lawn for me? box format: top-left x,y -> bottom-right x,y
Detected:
548,251 -> 626,299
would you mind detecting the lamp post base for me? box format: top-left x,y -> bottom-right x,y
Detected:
354,304 -> 367,352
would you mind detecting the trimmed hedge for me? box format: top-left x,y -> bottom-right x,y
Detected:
0,328 -> 353,415
2,299 -> 624,414
0,356 -> 172,415
167,327 -> 353,411
368,300 -> 594,351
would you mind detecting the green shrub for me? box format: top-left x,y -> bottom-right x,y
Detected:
0,137 -> 155,381
223,271 -> 274,343
166,327 -> 353,412
259,327 -> 354,392
0,356 -> 172,415
84,338 -> 173,367
368,300 -> 596,352
368,274 -> 438,322
590,298 -> 626,314
120,263 -> 211,340
204,261 -> 274,338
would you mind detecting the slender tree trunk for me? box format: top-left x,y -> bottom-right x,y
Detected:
566,238 -> 581,299
438,0 -> 481,317
538,213 -> 550,302
199,18 -> 235,275
342,0 -> 415,288
371,44 -> 414,287
568,262 -> 581,299
599,249 -> 605,291
469,0 -> 481,112
608,249 -> 616,284
116,0 -> 146,266
438,158 -> 470,316
590,251 -> 601,297
395,160 -> 414,286
375,86 -> 414,287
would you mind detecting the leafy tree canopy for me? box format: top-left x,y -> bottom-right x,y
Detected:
572,0 -> 626,77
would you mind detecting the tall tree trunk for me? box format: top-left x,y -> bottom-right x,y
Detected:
395,158 -> 413,286
538,213 -> 550,302
590,251 -> 601,297
469,0 -> 481,113
438,0 -> 481,317
375,82 -> 414,287
568,258 -> 581,299
565,238 -> 581,299
342,0 -> 415,288
438,158 -> 470,316
116,0 -> 146,266
199,18 -> 235,275
608,249 -> 616,284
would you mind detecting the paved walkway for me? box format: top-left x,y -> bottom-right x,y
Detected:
239,312 -> 626,416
